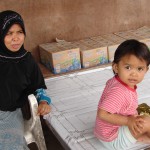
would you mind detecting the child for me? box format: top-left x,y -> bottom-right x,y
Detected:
94,39 -> 150,150
0,10 -> 51,149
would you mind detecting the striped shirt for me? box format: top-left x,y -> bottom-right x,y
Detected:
94,76 -> 138,142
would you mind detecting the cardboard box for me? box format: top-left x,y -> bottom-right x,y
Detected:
107,44 -> 119,62
97,40 -> 117,63
133,27 -> 150,48
137,26 -> 150,33
90,36 -> 108,43
129,30 -> 146,38
80,46 -> 108,68
101,33 -> 125,43
140,38 -> 150,49
114,30 -> 144,41
80,38 -> 98,46
39,42 -> 81,74
80,43 -> 108,68
72,40 -> 108,68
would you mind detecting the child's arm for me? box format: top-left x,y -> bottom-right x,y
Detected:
98,108 -> 144,135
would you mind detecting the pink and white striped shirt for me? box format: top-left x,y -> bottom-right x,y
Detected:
94,76 -> 138,142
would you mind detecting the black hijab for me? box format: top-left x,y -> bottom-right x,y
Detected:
0,10 -> 27,59
0,10 -> 46,111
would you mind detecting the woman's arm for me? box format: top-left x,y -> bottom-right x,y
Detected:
35,88 -> 51,116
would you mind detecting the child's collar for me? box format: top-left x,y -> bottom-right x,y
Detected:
115,75 -> 137,92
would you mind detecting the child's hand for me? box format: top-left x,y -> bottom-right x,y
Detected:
127,115 -> 144,135
37,101 -> 51,116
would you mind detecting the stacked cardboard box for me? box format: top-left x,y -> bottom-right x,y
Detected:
90,36 -> 119,62
78,38 -> 108,68
39,42 -> 81,74
99,34 -> 125,62
132,26 -> 150,49
39,26 -> 150,74
114,28 -> 150,49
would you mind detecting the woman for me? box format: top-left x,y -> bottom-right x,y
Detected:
0,10 -> 51,149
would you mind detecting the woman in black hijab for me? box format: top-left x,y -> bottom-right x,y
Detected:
0,10 -> 51,149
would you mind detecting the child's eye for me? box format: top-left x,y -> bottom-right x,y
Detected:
137,67 -> 144,72
125,66 -> 131,70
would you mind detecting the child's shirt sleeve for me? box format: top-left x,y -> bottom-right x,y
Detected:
35,88 -> 51,105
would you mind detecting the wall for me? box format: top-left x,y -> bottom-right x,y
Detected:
1,0 -> 150,62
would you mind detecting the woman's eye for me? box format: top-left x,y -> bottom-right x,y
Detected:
6,32 -> 12,35
18,31 -> 23,34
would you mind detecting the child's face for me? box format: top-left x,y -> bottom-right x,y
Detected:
113,54 -> 148,88
4,24 -> 25,52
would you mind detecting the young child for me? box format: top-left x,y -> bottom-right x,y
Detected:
0,10 -> 51,149
94,39 -> 150,150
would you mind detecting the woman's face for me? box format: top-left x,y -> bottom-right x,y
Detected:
4,24 -> 25,52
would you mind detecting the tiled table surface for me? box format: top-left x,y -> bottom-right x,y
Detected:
43,66 -> 150,150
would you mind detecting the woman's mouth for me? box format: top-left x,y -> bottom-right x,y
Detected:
11,44 -> 20,49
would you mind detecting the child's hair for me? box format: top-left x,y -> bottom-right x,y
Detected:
113,39 -> 150,66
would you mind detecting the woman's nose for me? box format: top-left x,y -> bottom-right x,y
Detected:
12,34 -> 18,41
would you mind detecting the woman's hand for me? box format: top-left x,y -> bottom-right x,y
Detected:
37,101 -> 51,116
